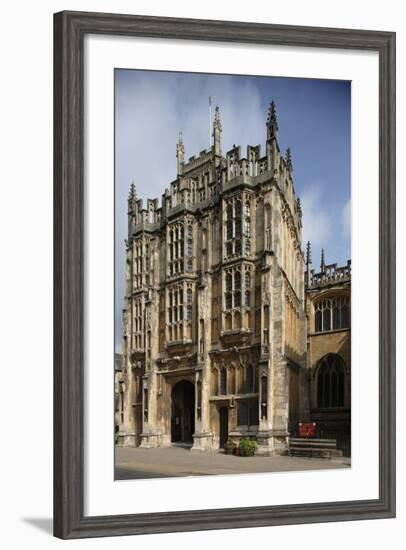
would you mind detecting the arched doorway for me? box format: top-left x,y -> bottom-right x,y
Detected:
171,380 -> 195,444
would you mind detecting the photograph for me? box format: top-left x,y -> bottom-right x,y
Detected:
114,69 -> 352,480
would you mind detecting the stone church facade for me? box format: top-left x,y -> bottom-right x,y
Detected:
305,246 -> 351,455
117,102 -> 351,456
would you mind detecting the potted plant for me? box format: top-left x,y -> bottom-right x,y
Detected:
224,438 -> 236,455
239,438 -> 258,457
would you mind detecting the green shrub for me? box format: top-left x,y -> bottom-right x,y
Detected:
239,438 -> 258,457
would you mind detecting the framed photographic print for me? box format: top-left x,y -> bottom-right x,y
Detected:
54,11 -> 396,539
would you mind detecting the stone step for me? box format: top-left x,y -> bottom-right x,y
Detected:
290,438 -> 337,445
289,448 -> 336,459
289,438 -> 337,449
289,437 -> 343,459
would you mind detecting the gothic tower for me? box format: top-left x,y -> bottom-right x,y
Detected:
118,101 -> 309,455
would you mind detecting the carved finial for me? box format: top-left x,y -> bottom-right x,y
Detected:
267,100 -> 278,139
213,106 -> 222,159
306,241 -> 312,265
305,241 -> 313,288
286,147 -> 293,172
177,130 -> 184,153
214,106 -> 222,130
321,248 -> 325,270
176,130 -> 185,175
128,181 -> 136,203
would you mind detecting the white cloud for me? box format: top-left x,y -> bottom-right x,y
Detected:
341,198 -> 351,241
300,184 -> 351,269
116,73 -> 266,208
300,183 -> 332,250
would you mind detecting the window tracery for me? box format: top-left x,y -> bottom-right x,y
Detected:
224,195 -> 252,258
317,354 -> 346,408
168,220 -> 194,277
167,283 -> 193,341
314,295 -> 350,332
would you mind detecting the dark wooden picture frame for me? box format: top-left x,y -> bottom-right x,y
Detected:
54,10 -> 396,539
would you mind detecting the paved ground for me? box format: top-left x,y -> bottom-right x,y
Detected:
115,445 -> 351,480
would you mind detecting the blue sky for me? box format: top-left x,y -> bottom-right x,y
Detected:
115,70 -> 351,351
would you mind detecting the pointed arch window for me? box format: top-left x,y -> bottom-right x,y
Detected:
235,200 -> 242,237
186,287 -> 193,321
235,219 -> 242,239
317,354 -> 346,408
244,201 -> 251,218
234,271 -> 241,291
226,204 -> 233,241
220,367 -> 227,395
186,223 -> 193,257
212,369 -> 219,396
244,290 -> 251,307
314,295 -> 350,332
224,266 -> 252,323
245,271 -> 251,289
168,222 -> 185,276
244,201 -> 251,237
226,273 -> 233,292
224,197 -> 247,258
229,365 -> 236,394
